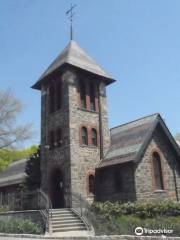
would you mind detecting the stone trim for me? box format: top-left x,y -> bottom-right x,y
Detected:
90,126 -> 99,147
79,125 -> 89,146
78,78 -> 99,113
150,148 -> 167,193
79,125 -> 99,147
86,170 -> 95,196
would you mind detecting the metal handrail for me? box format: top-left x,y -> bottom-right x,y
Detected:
0,189 -> 52,233
37,189 -> 52,233
66,191 -> 95,233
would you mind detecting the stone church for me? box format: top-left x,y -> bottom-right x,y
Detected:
31,40 -> 180,207
0,40 -> 180,208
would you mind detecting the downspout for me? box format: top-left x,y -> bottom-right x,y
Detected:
95,82 -> 104,201
173,165 -> 179,201
98,82 -> 104,160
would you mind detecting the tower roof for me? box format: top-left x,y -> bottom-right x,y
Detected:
32,40 -> 115,89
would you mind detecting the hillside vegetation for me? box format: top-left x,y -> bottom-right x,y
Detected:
0,145 -> 38,172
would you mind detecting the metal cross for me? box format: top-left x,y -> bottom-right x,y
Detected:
66,3 -> 76,41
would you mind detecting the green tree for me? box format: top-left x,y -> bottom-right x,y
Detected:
0,145 -> 38,171
25,147 -> 41,191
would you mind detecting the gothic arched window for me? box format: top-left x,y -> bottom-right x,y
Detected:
90,82 -> 95,111
91,128 -> 97,146
88,174 -> 95,195
152,152 -> 164,190
81,127 -> 88,145
80,80 -> 86,109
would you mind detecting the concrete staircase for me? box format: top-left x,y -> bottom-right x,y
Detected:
50,208 -> 87,233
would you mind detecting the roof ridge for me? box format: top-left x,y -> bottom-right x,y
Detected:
110,113 -> 160,131
7,158 -> 27,167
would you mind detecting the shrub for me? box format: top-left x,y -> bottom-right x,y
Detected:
0,206 -> 9,212
92,200 -> 180,218
0,219 -> 44,234
91,201 -> 180,236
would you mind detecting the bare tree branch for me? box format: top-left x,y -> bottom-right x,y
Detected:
0,89 -> 33,149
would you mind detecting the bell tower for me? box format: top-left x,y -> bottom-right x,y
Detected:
32,40 -> 115,207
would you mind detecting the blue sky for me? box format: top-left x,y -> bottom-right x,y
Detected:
0,0 -> 180,148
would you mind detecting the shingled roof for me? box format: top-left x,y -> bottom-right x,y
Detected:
0,159 -> 27,188
98,113 -> 180,168
32,40 -> 115,90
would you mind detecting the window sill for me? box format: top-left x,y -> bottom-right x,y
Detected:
80,144 -> 99,149
153,190 -> 167,193
78,107 -> 98,114
87,193 -> 95,198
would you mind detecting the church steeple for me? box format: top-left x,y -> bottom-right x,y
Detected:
32,39 -> 115,207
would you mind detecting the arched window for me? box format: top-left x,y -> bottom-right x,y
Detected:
89,174 -> 95,195
80,80 -> 86,109
152,152 -> 164,190
90,83 -> 95,111
49,84 -> 55,113
91,128 -> 97,146
81,127 -> 88,145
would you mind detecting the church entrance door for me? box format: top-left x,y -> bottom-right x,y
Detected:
50,169 -> 64,208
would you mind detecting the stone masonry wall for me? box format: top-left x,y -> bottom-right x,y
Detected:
68,69 -> 110,200
40,67 -> 111,205
96,163 -> 136,202
135,126 -> 180,202
40,71 -> 71,202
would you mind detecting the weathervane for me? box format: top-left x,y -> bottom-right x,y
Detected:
66,3 -> 76,41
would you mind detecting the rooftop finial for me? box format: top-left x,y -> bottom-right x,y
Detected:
66,3 -> 76,41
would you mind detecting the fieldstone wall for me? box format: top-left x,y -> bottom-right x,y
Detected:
135,126 -> 180,202
40,66 -> 111,206
68,69 -> 110,200
95,163 -> 136,202
40,70 -> 71,201
95,125 -> 180,203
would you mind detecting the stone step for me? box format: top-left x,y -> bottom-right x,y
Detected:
52,225 -> 87,233
51,208 -> 70,211
51,211 -> 75,216
51,210 -> 72,214
51,215 -> 79,220
52,219 -> 82,225
50,208 -> 87,233
52,222 -> 85,228
51,214 -> 76,218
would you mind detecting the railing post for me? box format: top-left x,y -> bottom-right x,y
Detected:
0,192 -> 2,208
80,194 -> 82,217
37,190 -> 39,209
